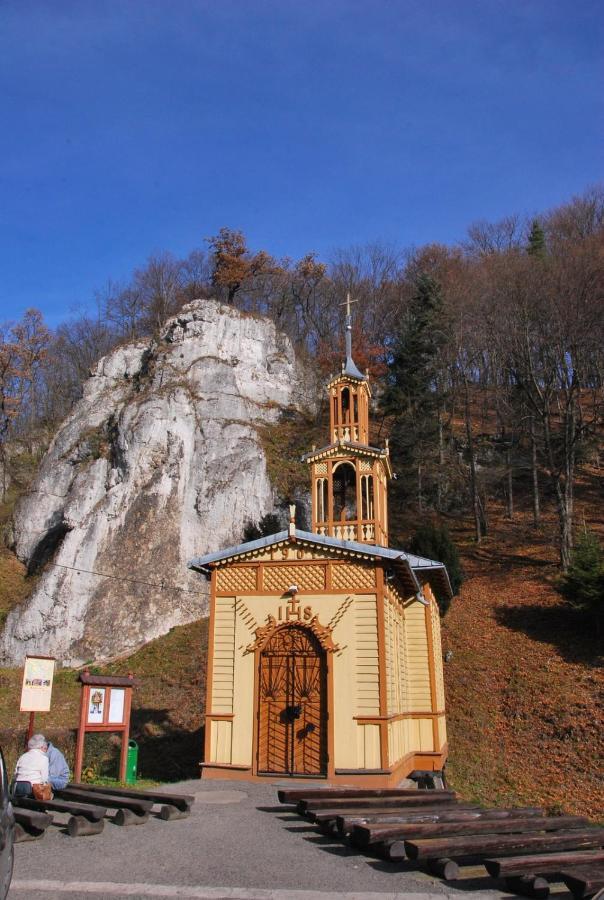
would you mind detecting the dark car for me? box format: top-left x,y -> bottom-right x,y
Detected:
0,747 -> 15,899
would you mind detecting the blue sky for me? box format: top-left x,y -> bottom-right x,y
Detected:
1,0 -> 602,325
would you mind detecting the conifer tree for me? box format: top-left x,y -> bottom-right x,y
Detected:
558,530 -> 604,631
526,219 -> 546,258
381,274 -> 448,508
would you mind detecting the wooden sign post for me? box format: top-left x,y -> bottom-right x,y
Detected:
20,654 -> 56,746
74,671 -> 136,783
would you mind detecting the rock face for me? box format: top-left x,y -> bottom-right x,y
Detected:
2,300 -> 308,665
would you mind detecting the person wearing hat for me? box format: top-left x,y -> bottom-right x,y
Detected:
36,734 -> 70,790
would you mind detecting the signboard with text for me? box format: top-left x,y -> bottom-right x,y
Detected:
20,655 -> 56,712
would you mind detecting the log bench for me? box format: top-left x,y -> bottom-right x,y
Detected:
335,805 -> 544,836
353,815 -> 589,850
14,795 -> 107,822
298,792 -> 457,815
13,808 -> 53,841
68,782 -> 194,815
278,787 -> 446,804
484,849 -> 604,878
560,864 -> 604,899
404,828 -> 604,862
57,787 -> 153,817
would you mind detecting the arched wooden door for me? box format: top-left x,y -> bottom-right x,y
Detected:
257,625 -> 327,776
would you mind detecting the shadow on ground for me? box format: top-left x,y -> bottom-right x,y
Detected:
494,603 -> 603,665
130,708 -> 204,781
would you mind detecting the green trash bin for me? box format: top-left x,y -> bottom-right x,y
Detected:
125,739 -> 138,784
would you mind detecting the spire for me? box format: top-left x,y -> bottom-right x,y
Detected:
341,293 -> 367,380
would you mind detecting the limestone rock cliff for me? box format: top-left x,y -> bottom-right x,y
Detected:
2,300 -> 308,665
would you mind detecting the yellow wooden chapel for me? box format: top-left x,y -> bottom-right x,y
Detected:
189,303 -> 452,785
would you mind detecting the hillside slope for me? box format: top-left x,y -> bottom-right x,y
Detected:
442,476 -> 603,820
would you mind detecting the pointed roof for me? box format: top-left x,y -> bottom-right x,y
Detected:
188,528 -> 452,602
341,293 -> 367,381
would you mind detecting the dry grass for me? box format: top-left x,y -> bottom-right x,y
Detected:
441,467 -> 603,820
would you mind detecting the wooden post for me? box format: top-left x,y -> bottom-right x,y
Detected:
118,681 -> 133,782
74,683 -> 88,782
25,711 -> 35,747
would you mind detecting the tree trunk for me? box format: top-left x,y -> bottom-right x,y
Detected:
530,416 -> 540,526
506,447 -> 514,519
464,380 -> 482,543
437,413 -> 445,511
417,463 -> 423,513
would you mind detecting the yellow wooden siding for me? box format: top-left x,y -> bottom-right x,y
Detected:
209,718 -> 233,763
404,601 -> 432,711
211,596 -> 236,714
430,593 -> 446,710
386,598 -> 409,717
438,714 -> 447,748
231,597 -> 257,766
354,596 -> 380,715
356,723 -> 381,768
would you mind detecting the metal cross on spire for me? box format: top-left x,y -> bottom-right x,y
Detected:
339,292 -> 366,380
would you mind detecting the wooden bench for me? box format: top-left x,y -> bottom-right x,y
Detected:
13,808 -> 53,841
298,792 -> 457,815
405,828 -> 604,862
14,795 -> 107,822
69,782 -> 194,814
560,865 -> 604,900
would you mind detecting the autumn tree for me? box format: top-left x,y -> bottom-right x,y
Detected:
0,309 -> 50,497
207,228 -> 274,305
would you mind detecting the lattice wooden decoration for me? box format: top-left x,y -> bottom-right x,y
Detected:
263,564 -> 326,593
314,461 -> 328,475
331,563 -> 375,591
216,566 -> 258,593
359,459 -> 372,472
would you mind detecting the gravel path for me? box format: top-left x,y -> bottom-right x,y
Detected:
10,779 -> 507,899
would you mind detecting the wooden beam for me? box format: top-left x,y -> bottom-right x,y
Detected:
404,828 -> 604,861
352,815 -> 588,848
335,806 -> 543,834
560,864 -> 604,900
298,792 -> 456,814
484,849 -> 604,878
278,787 -> 442,804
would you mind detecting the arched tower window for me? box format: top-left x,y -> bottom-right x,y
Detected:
332,462 -> 357,521
316,478 -> 328,523
361,474 -> 374,520
341,387 -> 351,423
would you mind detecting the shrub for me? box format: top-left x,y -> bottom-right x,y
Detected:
558,530 -> 604,632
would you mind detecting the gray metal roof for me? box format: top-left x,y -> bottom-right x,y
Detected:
188,528 -> 453,600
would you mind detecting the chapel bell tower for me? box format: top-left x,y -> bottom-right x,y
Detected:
304,295 -> 391,546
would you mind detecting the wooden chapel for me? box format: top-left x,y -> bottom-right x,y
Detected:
189,301 -> 452,785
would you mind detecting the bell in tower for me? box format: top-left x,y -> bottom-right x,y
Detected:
304,295 -> 392,546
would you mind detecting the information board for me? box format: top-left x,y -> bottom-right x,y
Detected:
20,655 -> 56,712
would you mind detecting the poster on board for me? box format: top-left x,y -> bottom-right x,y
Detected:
20,656 -> 56,712
108,688 -> 125,724
87,687 -> 106,724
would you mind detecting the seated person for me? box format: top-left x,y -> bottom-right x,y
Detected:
41,735 -> 70,790
13,734 -> 49,797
